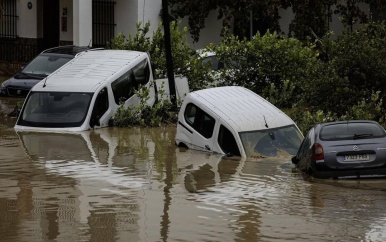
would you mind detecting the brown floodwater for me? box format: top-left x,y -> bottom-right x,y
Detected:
2,97 -> 386,242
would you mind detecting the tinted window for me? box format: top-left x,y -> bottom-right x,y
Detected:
19,91 -> 93,128
132,59 -> 151,85
184,103 -> 215,139
111,70 -> 135,104
218,125 -> 241,156
320,122 -> 386,141
111,59 -> 151,105
23,55 -> 72,75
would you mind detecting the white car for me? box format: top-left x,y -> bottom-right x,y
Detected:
175,86 -> 304,158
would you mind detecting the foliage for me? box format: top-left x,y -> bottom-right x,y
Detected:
288,0 -> 336,39
287,108 -> 338,134
108,20 -> 386,131
304,22 -> 386,115
209,31 -> 319,108
288,91 -> 386,133
110,83 -> 179,127
109,21 -> 212,91
168,0 -> 283,42
168,0 -> 386,42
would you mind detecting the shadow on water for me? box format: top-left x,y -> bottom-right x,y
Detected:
2,97 -> 386,241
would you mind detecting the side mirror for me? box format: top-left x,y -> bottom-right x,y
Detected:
291,156 -> 299,165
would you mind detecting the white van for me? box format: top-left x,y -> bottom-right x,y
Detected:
15,49 -> 159,132
175,86 -> 304,158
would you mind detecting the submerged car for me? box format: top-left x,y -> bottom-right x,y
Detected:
14,49 -> 189,132
175,86 -> 304,158
0,45 -> 90,97
292,120 -> 386,179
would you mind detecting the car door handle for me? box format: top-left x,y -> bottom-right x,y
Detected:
205,145 -> 211,150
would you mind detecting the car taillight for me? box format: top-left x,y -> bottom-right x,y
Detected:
313,143 -> 324,160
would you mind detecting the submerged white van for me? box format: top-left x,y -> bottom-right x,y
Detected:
175,86 -> 304,158
15,49 -> 159,132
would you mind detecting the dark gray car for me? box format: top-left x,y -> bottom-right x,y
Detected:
292,120 -> 386,179
0,45 -> 90,97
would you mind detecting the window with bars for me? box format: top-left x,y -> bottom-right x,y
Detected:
92,0 -> 116,48
0,0 -> 17,39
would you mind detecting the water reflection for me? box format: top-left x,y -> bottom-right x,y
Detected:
2,97 -> 386,240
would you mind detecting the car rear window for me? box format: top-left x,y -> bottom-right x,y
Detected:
320,122 -> 386,141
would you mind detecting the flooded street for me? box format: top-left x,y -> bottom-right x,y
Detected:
2,96 -> 386,241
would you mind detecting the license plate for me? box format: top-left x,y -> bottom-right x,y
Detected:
344,154 -> 369,161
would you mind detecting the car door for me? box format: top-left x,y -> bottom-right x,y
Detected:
183,103 -> 216,152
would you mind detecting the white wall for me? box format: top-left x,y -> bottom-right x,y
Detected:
113,0 -> 223,50
184,9 -> 225,50
73,0 -> 92,46
138,0 -> 162,36
115,0 -> 138,36
60,0 -> 73,42
114,0 -> 162,38
17,0 -> 38,38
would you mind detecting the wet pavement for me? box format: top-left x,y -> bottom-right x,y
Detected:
1,94 -> 386,241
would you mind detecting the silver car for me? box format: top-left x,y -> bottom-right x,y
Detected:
292,120 -> 386,179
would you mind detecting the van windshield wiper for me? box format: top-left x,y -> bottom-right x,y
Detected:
16,72 -> 46,79
353,133 -> 373,139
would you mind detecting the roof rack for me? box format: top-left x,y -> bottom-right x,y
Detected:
41,45 -> 91,56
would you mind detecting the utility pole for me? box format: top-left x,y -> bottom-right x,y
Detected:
162,0 -> 177,107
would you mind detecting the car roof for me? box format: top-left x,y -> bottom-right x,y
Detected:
316,120 -> 381,129
31,49 -> 148,93
40,45 -> 91,56
185,86 -> 297,132
196,49 -> 216,58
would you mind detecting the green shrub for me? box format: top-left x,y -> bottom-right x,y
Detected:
306,22 -> 386,115
209,32 -> 319,108
110,82 -> 180,127
109,21 -> 211,91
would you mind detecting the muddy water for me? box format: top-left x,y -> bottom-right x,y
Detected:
2,98 -> 386,242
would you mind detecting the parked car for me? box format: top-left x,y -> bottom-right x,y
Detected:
0,45 -> 90,97
292,120 -> 386,179
196,49 -> 238,87
14,49 -> 189,132
175,86 -> 304,158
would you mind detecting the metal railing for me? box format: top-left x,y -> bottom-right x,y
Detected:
0,0 -> 17,39
92,0 -> 116,48
0,39 -> 37,63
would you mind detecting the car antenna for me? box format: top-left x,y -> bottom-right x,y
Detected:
42,76 -> 48,88
263,115 -> 269,128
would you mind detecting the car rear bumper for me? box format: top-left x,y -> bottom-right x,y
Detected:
313,166 -> 386,179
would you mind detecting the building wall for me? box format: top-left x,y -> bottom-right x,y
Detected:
115,0 -> 138,36
114,0 -> 162,40
17,0 -> 38,38
183,9 -> 225,50
60,0 -> 74,42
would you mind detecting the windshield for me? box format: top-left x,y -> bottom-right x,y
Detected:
18,92 -> 93,128
240,125 -> 303,157
320,122 -> 386,141
22,55 -> 72,76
